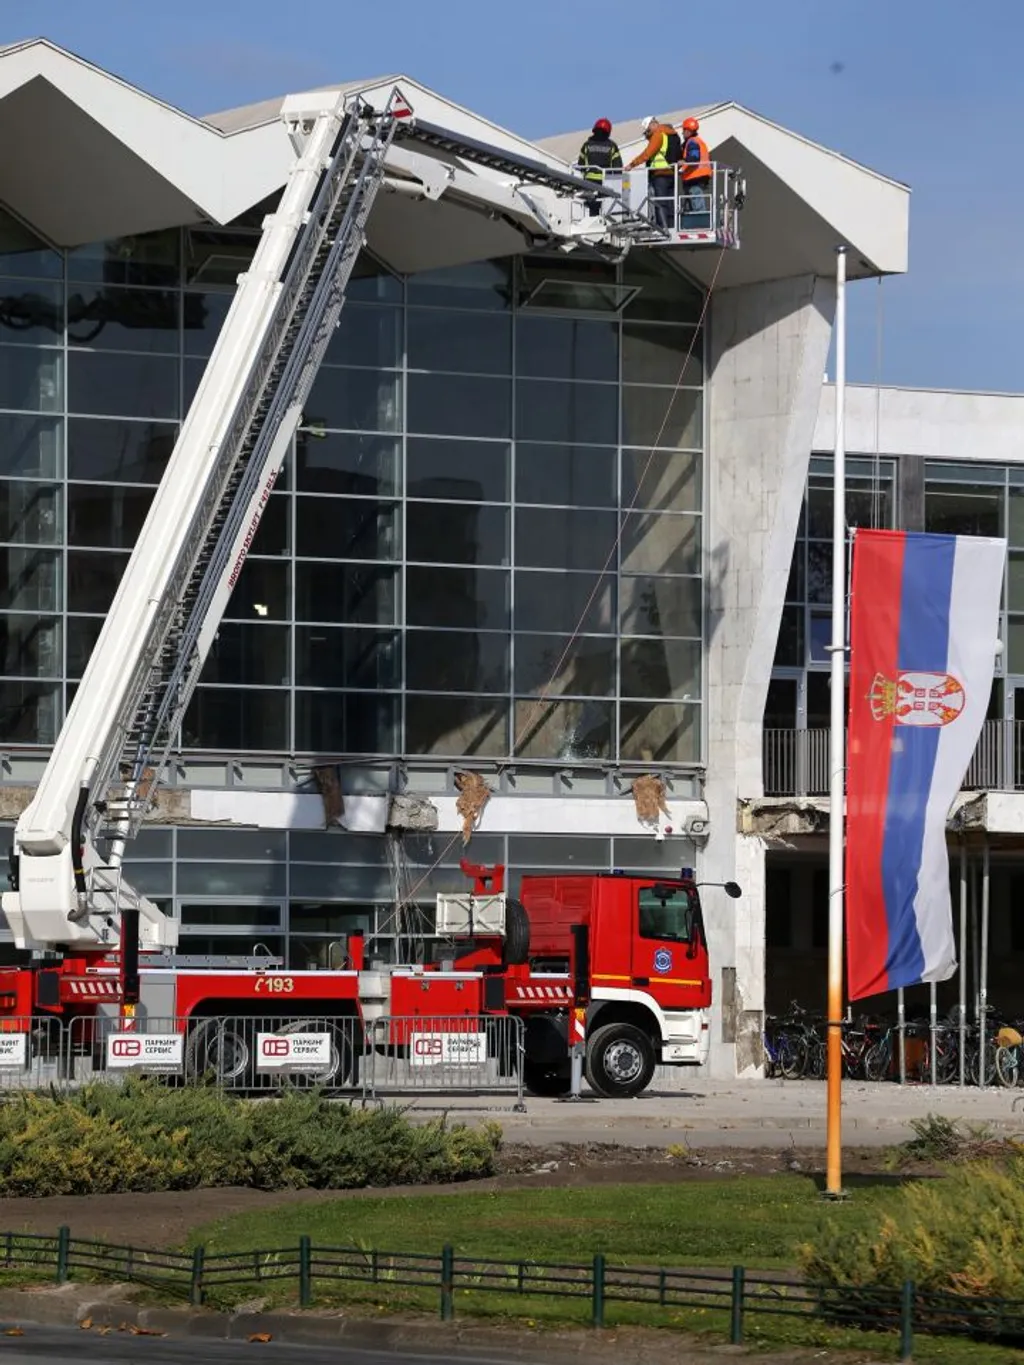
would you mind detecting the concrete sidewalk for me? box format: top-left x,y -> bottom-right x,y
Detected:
398,1077 -> 1024,1148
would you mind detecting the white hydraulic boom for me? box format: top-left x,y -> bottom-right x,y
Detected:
2,89 -> 614,956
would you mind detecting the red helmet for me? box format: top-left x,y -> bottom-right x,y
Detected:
682,117 -> 700,134
593,118 -> 612,134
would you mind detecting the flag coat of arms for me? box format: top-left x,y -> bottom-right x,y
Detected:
846,529 -> 1005,1000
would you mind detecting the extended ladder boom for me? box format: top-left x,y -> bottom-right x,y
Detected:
4,92 -> 404,952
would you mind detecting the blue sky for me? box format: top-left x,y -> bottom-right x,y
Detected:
21,0 -> 1024,393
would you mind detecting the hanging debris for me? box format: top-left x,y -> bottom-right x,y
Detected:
632,773 -> 670,826
311,764 -> 345,827
455,771 -> 491,844
387,793 -> 439,832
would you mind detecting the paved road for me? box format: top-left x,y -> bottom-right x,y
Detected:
403,1075 -> 1024,1148
0,1326 -> 548,1365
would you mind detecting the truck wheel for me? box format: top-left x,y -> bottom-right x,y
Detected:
585,1023 -> 656,1098
275,1020 -> 355,1090
523,1060 -> 571,1097
502,898 -> 530,967
186,1017 -> 252,1087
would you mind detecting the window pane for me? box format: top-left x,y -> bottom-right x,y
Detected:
620,513 -> 700,576
295,626 -> 400,689
183,289 -> 231,357
67,418 -> 176,484
515,570 -> 614,633
925,487 -> 1003,537
408,373 -> 511,438
0,213 -> 62,279
178,861 -> 285,896
67,352 -> 178,419
406,260 -> 511,310
622,252 -> 704,323
295,496 -> 398,561
295,690 -> 398,754
184,228 -> 256,288
407,438 -> 509,502
0,346 -> 62,412
69,230 -> 181,287
67,483 -> 152,549
123,862 -> 174,897
407,630 -> 508,693
620,701 -> 699,762
246,493 -> 289,557
66,616 -> 103,678
326,304 -> 402,369
181,899 -> 284,923
407,566 -> 509,630
622,385 -> 701,449
1010,487 -> 1024,549
68,551 -> 127,613
0,280 -> 63,345
183,687 -> 289,751
1009,552 -> 1024,613
621,638 -> 701,700
807,542 -> 832,603
305,367 -> 401,432
0,415 -> 62,480
0,549 -> 61,612
295,562 -> 399,625
200,624 -> 290,686
295,431 -> 398,497
407,308 -> 511,374
0,481 -> 61,545
0,680 -> 60,743
226,559 -> 290,621
0,614 -> 61,677
622,323 -> 702,386
178,828 -> 287,860
774,605 -> 804,667
515,315 -> 617,382
515,443 -> 616,508
515,507 -> 617,571
622,449 -> 700,513
67,286 -> 180,353
515,379 -> 617,446
1008,616 -> 1024,674
290,831 -> 391,863
406,695 -> 508,757
620,574 -> 701,638
514,634 -> 614,696
514,698 -> 612,760
407,502 -> 508,565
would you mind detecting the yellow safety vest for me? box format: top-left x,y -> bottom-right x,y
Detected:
648,132 -> 671,173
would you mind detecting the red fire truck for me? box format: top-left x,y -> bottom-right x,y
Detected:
0,91 -> 737,1100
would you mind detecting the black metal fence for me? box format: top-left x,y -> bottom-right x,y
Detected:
4,1227 -> 1024,1361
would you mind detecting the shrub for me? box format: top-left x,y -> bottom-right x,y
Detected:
0,1082 -> 501,1197
802,1157 -> 1024,1302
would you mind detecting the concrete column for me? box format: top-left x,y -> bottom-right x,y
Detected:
702,273 -> 836,1076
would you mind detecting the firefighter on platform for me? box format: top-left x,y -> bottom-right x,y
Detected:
679,116 -> 712,224
577,119 -> 622,215
627,116 -> 679,230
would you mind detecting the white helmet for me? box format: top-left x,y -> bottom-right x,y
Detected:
641,115 -> 657,134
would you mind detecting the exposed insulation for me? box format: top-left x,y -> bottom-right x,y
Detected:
312,764 -> 345,827
632,773 -> 670,825
454,770 -> 491,843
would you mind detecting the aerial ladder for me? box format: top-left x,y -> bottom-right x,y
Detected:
1,89 -> 624,962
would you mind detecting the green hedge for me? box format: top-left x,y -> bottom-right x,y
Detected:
802,1157 -> 1024,1300
0,1082 -> 501,1196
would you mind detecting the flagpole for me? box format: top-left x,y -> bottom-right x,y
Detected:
825,244 -> 848,1199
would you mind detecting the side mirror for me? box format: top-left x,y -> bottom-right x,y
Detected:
724,881 -> 742,899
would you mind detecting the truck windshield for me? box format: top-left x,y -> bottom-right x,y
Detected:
638,886 -> 694,943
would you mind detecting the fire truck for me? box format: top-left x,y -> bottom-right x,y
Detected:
0,89 -> 738,1099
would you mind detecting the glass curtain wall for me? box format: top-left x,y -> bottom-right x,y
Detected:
0,210 -> 705,766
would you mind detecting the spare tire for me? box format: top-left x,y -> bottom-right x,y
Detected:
502,897 -> 530,967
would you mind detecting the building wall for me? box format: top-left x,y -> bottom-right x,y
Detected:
703,273 -> 835,1074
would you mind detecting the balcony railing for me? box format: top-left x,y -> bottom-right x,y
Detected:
763,720 -> 1024,799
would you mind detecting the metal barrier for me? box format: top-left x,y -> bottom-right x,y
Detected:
364,1014 -> 526,1110
570,162 -> 742,244
0,1016 -> 66,1092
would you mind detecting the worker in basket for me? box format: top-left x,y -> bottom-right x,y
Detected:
679,116 -> 712,226
627,116 -> 681,231
577,118 -> 622,216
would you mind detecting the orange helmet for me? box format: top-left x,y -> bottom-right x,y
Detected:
682,117 -> 700,134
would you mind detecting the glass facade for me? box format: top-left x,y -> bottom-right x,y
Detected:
0,212 -> 706,767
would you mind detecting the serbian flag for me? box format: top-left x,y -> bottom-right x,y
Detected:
846,530 -> 1005,1000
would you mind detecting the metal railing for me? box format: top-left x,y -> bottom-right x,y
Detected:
0,1012 -> 526,1108
569,162 -> 742,245
763,719 -> 1024,798
2,1226 -> 1016,1358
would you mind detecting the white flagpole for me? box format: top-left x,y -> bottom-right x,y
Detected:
826,245 -> 848,1198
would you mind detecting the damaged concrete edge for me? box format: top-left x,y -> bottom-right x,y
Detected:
0,1285 -> 703,1363
737,790 -> 993,840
